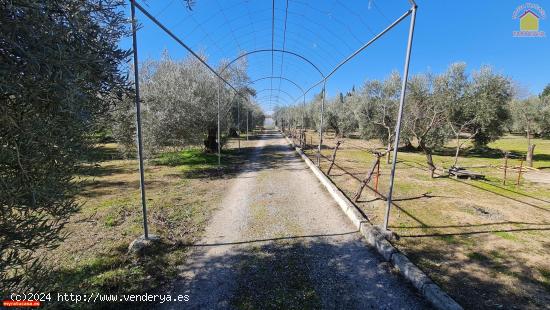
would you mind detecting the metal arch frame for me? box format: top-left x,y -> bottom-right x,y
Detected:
254,95 -> 292,106
272,5 -> 419,173
242,76 -> 306,108
219,49 -> 326,79
180,3 -> 357,62
130,0 -> 418,239
254,88 -> 296,103
130,0 -> 255,239
248,76 -> 305,96
270,1 -> 417,230
130,1 -> 148,239
132,1 -> 259,167
218,28 -> 346,72
132,0 -> 245,99
282,1 -> 417,231
220,80 -> 300,117
294,7 -> 416,103
255,98 -> 290,107
218,50 -> 322,125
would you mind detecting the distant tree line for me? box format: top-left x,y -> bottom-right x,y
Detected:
274,63 -> 550,174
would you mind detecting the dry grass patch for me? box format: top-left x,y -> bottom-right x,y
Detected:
297,130 -> 550,309
35,138 -> 258,309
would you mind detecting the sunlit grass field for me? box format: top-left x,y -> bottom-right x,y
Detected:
36,136 -> 259,309
299,131 -> 550,310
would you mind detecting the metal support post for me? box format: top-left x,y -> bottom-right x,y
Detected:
237,98 -> 241,151
130,0 -> 149,239
217,82 -> 221,166
383,5 -> 417,230
317,80 -> 326,166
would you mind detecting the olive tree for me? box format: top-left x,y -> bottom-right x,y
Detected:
325,96 -> 359,138
1,0 -> 131,291
541,83 -> 550,99
469,66 -> 513,147
436,63 -> 476,167
510,96 -> 550,166
112,52 -> 260,155
356,72 -> 401,163
403,74 -> 449,177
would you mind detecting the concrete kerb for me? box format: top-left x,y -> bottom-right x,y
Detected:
281,132 -> 463,310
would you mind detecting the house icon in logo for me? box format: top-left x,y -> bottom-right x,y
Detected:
520,10 -> 539,31
512,3 -> 546,37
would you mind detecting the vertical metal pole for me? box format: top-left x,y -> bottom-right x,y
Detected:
375,158 -> 380,193
217,82 -> 221,166
517,159 -> 523,185
503,153 -> 508,185
317,81 -> 326,166
383,5 -> 417,230
246,110 -> 249,140
302,94 -> 306,148
237,98 -> 241,151
130,0 -> 148,239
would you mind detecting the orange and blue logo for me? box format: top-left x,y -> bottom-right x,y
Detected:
513,3 -> 546,37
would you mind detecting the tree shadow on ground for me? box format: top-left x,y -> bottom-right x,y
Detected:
161,237 -> 430,310
298,138 -> 550,309
239,133 -> 264,141
534,153 -> 550,161
82,145 -> 125,162
432,146 -> 507,159
77,177 -> 179,199
392,221 -> 550,229
78,162 -> 131,177
398,226 -> 550,238
401,237 -> 550,309
36,240 -> 181,310
399,160 -> 550,208
159,132 -> 308,180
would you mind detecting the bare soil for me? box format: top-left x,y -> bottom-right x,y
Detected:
161,130 -> 429,309
524,171 -> 550,184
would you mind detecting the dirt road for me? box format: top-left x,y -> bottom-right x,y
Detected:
162,130 -> 428,309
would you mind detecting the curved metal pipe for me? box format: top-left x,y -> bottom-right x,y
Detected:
254,88 -> 297,103
248,76 -> 305,95
254,95 -> 292,106
220,49 -> 325,79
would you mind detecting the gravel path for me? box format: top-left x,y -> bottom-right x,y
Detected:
161,130 -> 429,309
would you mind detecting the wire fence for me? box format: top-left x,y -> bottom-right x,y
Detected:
280,126 -> 540,227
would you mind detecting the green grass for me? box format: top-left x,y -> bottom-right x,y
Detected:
103,214 -> 118,227
153,148 -> 219,168
466,252 -> 489,262
539,267 -> 550,289
438,235 -> 460,245
492,231 -> 518,241
42,240 -> 183,309
488,135 -> 550,168
34,142 -> 244,309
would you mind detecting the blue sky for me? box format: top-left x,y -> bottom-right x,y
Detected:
122,0 -> 550,111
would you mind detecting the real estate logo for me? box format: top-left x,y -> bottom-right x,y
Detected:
513,2 -> 546,37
